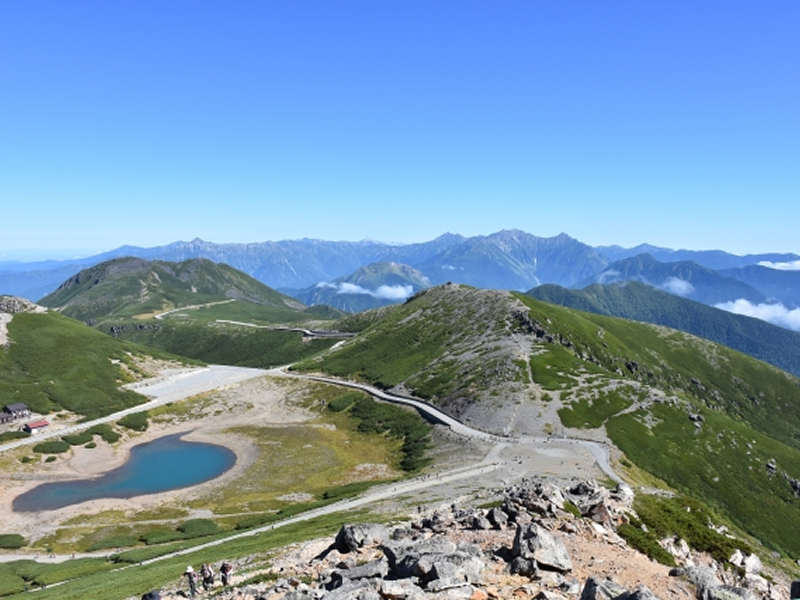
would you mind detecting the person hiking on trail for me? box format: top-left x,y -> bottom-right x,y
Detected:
220,561 -> 233,586
184,566 -> 198,598
201,562 -> 215,590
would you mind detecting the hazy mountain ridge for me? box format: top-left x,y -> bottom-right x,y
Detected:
583,253 -> 767,305
417,230 -> 607,289
294,261 -> 431,312
3,230 -> 800,331
720,264 -> 800,308
596,244 -> 800,270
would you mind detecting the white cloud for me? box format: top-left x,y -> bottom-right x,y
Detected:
597,270 -> 621,284
374,284 -> 414,301
318,281 -> 415,301
715,299 -> 800,332
660,277 -> 695,296
757,260 -> 800,271
337,282 -> 370,295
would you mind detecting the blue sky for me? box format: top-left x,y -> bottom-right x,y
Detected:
1,1 -> 798,259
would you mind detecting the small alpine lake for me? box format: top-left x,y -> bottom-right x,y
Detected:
13,433 -> 236,512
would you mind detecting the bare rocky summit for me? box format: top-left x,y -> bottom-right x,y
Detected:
139,479 -> 790,600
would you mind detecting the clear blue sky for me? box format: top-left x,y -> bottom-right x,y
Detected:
1,1 -> 798,259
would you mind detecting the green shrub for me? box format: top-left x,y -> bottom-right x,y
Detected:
176,519 -> 221,538
20,455 -> 34,463
87,535 -> 138,551
235,515 -> 272,530
33,440 -> 70,454
617,523 -> 676,566
0,430 -> 30,443
139,530 -> 184,545
563,500 -> 582,519
346,395 -> 431,472
117,411 -> 149,432
321,481 -> 374,501
62,431 -> 93,445
85,441 -> 97,449
634,494 -> 751,564
45,456 -> 57,462
328,392 -> 361,412
0,534 -> 27,549
87,423 -> 120,443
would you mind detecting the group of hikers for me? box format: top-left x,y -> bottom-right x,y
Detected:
139,560 -> 234,599
183,562 -> 234,597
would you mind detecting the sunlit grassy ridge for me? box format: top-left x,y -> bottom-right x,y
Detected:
37,257 -> 347,368
39,257 -> 307,322
528,281 -> 800,378
295,285 -> 530,409
0,312 -> 184,418
107,320 -> 339,369
515,294 -> 800,450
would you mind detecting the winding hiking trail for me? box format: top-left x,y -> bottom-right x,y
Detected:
0,363 -> 622,566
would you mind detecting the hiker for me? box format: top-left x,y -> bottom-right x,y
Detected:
220,561 -> 233,586
184,566 -> 198,598
201,562 -> 215,590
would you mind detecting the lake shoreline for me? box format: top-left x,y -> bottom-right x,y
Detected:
0,371 -> 305,549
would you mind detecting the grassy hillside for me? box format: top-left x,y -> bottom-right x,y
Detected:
39,257 -> 308,322
36,257 -> 346,368
294,284 -> 533,423
107,318 -> 340,369
527,281 -> 800,377
0,311 -> 185,419
296,284 -> 800,557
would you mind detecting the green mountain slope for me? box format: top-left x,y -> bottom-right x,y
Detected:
39,257 -> 308,322
0,308 -> 185,419
527,281 -> 800,377
297,284 -> 800,556
37,258 -> 345,368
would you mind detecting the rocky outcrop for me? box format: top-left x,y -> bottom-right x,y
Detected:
0,295 -> 45,314
150,479 -> 784,600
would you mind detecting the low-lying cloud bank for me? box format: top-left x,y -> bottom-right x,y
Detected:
316,282 -> 414,301
757,260 -> 800,271
660,277 -> 695,296
715,299 -> 800,332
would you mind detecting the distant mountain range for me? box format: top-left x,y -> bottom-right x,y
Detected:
2,229 -> 799,328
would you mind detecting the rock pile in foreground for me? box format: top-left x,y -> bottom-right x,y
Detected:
149,479 -> 790,600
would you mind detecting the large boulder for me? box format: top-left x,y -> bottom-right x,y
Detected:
513,523 -> 572,573
705,585 -> 757,600
334,523 -> 390,553
579,576 -> 631,600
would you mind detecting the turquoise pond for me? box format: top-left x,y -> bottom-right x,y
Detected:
13,433 -> 236,512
